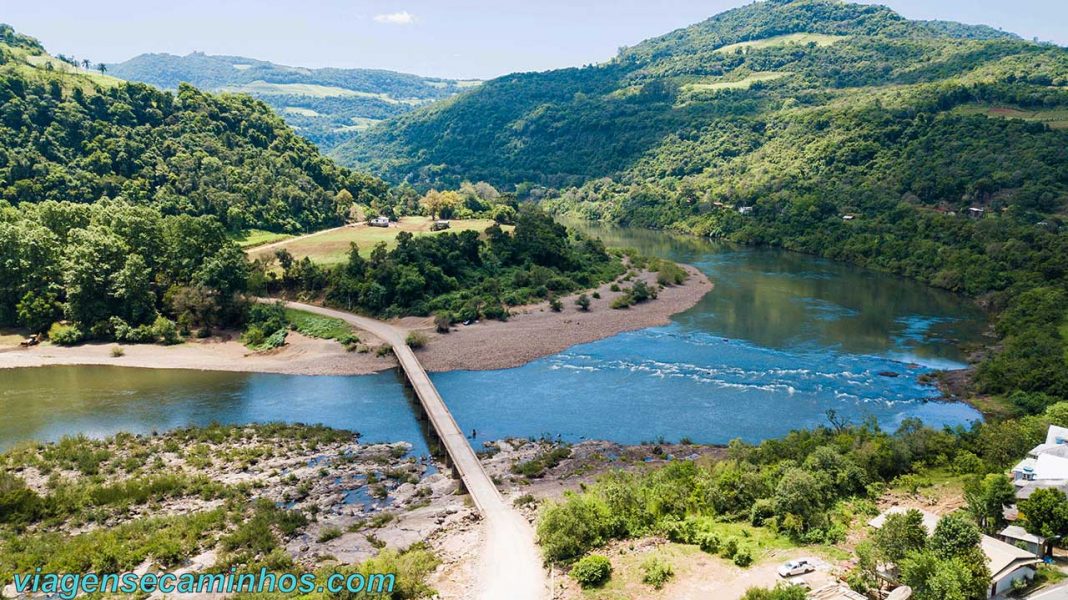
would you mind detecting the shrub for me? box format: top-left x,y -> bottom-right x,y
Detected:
150,316 -> 182,345
733,545 -> 753,567
723,537 -> 739,559
375,344 -> 393,357
548,295 -> 563,312
48,322 -> 83,346
570,554 -> 612,588
576,294 -> 591,311
0,473 -> 44,526
317,526 -> 343,543
655,260 -> 688,286
610,295 -> 632,309
641,556 -> 674,589
592,291 -> 601,299
698,531 -> 721,554
630,280 -> 656,303
406,331 -> 428,349
537,494 -> 616,563
110,346 -> 125,357
434,311 -> 452,333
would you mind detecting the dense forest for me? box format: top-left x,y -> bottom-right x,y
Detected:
106,52 -> 474,151
336,0 -> 1051,186
0,30 -> 388,233
253,206 -> 625,326
340,0 -> 1068,402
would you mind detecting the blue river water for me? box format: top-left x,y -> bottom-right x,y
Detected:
0,225 -> 986,451
433,225 -> 986,444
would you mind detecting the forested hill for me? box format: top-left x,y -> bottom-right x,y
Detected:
335,0 -> 1062,191
0,25 -> 387,232
106,52 -> 477,151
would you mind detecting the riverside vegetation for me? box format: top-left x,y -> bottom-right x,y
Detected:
0,423 -> 441,598
343,0 -> 1068,402
0,26 -> 636,348
5,1 -> 1068,597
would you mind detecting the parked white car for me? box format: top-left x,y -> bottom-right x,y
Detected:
778,558 -> 817,578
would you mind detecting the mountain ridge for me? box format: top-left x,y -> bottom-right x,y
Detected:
333,0 -> 1057,189
106,51 -> 478,151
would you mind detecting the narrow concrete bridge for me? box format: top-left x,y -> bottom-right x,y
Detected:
273,301 -> 548,600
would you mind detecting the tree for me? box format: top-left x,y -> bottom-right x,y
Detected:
63,226 -> 128,328
97,63 -> 106,74
111,254 -> 156,325
900,551 -> 983,600
334,189 -> 355,221
772,468 -> 826,536
929,514 -> 982,559
1019,488 -> 1068,538
16,291 -> 61,333
964,474 -> 1016,533
420,189 -> 461,219
874,509 -> 928,563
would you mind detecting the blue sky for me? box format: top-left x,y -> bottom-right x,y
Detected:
4,0 -> 1066,79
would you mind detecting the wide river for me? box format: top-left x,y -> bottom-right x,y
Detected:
0,224 -> 986,452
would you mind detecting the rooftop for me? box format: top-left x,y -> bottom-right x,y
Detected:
869,509 -> 1040,583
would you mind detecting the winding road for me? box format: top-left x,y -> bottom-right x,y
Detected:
269,300 -> 548,600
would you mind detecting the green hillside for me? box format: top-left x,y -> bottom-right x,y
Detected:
335,0 -> 1068,400
106,52 -> 477,150
0,27 -> 388,233
334,0 -> 1047,189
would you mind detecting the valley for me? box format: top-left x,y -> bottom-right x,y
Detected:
3,1 -> 1068,599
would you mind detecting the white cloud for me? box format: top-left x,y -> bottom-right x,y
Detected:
373,11 -> 415,25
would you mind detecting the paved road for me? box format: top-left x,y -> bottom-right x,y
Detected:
1028,582 -> 1068,600
271,300 -> 547,600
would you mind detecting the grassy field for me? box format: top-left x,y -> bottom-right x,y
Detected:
571,532 -> 843,599
953,104 -> 1068,129
247,216 -> 508,266
715,33 -> 846,54
4,47 -> 124,92
284,308 -> 358,343
231,228 -> 294,249
683,72 -> 791,93
221,81 -> 423,105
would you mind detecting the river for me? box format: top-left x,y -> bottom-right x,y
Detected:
0,225 -> 986,451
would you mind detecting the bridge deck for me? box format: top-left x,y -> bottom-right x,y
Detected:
273,301 -> 545,599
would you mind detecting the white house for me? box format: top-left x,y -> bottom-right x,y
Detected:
869,508 -> 1040,598
1026,425 -> 1068,459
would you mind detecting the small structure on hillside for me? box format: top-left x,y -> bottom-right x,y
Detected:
967,207 -> 986,219
369,216 -> 390,227
431,219 -> 451,231
999,525 -> 1054,558
738,206 -> 754,215
869,508 -> 1040,598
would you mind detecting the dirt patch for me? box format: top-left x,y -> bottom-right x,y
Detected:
0,331 -> 397,376
416,265 -> 712,372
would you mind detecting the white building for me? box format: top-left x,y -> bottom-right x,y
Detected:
869,508 -> 1040,598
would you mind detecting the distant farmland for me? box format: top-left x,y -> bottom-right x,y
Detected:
247,217 -> 510,266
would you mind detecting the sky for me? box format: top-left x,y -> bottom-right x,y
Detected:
3,0 -> 1066,80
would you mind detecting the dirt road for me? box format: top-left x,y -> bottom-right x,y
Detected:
270,300 -> 548,600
